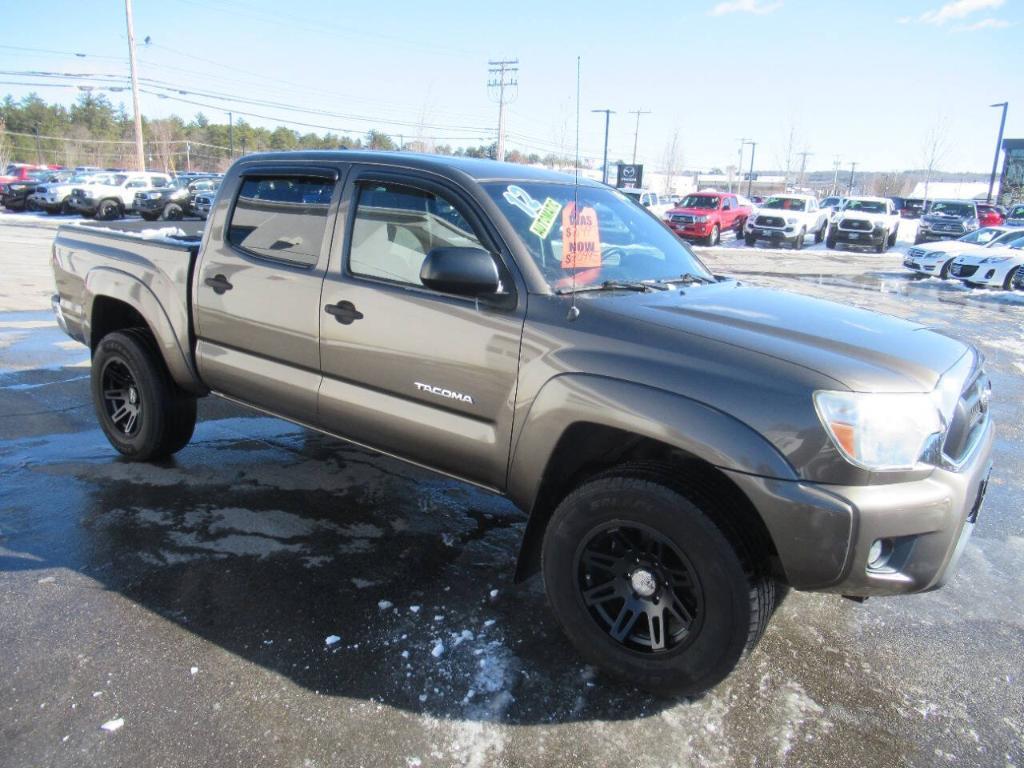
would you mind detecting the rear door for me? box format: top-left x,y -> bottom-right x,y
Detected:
193,164 -> 342,422
317,168 -> 526,490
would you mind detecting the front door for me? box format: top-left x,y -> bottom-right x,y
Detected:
317,170 -> 526,490
194,165 -> 341,422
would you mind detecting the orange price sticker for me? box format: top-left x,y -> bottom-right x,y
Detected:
560,202 -> 602,269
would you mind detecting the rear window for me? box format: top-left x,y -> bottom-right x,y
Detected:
227,175 -> 334,267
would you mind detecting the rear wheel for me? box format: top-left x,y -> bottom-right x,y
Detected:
91,329 -> 197,461
744,234 -> 756,246
542,469 -> 774,697
826,231 -> 838,249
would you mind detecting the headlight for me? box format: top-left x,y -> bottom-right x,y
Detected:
694,215 -> 709,223
786,217 -> 798,225
814,391 -> 944,471
147,192 -> 162,199
981,256 -> 1011,263
965,218 -> 979,230
924,251 -> 945,261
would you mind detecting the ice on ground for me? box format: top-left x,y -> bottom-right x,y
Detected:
325,635 -> 341,646
190,666 -> 199,675
100,718 -> 124,733
431,641 -> 445,658
92,691 -> 102,698
378,600 -> 393,610
409,605 -> 421,613
489,589 -> 499,598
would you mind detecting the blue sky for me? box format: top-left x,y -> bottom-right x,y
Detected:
1,0 -> 1020,173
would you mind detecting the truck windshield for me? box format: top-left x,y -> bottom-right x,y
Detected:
844,200 -> 886,213
930,202 -> 973,217
484,182 -> 714,290
760,197 -> 806,212
678,195 -> 720,209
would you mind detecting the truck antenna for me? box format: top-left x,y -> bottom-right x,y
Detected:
568,55 -> 581,322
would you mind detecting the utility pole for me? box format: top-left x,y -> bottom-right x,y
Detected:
185,141 -> 191,172
735,138 -> 748,195
744,140 -> 757,198
847,162 -> 858,195
987,102 -> 1008,203
488,58 -> 518,163
592,109 -> 614,185
796,150 -> 813,189
629,109 -> 652,165
228,111 -> 234,159
831,156 -> 841,195
124,0 -> 146,171
240,136 -> 247,156
32,124 -> 42,164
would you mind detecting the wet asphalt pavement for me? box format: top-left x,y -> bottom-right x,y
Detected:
1,213 -> 1022,767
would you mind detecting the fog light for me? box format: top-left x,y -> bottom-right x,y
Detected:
868,538 -> 892,570
985,269 -> 996,279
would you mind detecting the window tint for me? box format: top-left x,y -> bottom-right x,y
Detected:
151,176 -> 168,188
349,182 -> 485,286
227,175 -> 334,267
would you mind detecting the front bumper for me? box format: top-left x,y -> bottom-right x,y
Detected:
746,226 -> 796,242
724,416 -> 994,596
918,227 -> 967,241
833,228 -> 885,246
135,198 -> 166,214
668,220 -> 714,239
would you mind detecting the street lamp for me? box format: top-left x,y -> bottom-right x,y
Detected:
592,109 -> 614,185
988,102 -> 1008,204
744,140 -> 757,198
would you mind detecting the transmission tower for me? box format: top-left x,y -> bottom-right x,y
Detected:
488,59 -> 519,162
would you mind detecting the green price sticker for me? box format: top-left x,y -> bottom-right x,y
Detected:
529,197 -> 562,238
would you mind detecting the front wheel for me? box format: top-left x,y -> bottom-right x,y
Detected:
1003,266 -> 1019,291
96,199 -> 121,221
542,470 -> 774,697
888,227 -> 898,247
162,202 -> 184,221
792,230 -> 805,250
939,259 -> 953,279
814,221 -> 827,244
91,329 -> 197,461
875,230 -> 888,254
744,234 -> 756,246
705,225 -> 720,247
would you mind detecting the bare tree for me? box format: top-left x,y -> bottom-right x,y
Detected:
661,129 -> 682,195
0,120 -> 10,173
920,117 -> 950,205
777,118 -> 799,191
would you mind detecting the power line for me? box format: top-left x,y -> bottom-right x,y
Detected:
488,59 -> 518,161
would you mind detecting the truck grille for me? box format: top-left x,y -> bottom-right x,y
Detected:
839,219 -> 872,232
943,369 -> 990,465
951,263 -> 978,278
754,215 -> 784,228
932,222 -> 964,234
670,214 -> 695,224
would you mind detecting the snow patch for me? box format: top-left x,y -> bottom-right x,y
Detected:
100,718 -> 124,733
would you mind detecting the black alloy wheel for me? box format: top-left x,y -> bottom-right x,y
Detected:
100,357 -> 143,437
575,522 -> 703,653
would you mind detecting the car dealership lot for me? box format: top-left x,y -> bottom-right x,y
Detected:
1,211 -> 1022,767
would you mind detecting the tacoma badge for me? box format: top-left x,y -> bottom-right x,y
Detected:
414,382 -> 474,405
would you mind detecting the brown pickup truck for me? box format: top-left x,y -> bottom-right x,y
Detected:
51,151 -> 993,696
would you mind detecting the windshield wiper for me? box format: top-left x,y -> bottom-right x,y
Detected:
556,280 -> 669,295
667,272 -> 715,285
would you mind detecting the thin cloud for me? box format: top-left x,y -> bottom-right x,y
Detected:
920,0 -> 1004,25
709,0 -> 783,16
959,16 -> 1012,29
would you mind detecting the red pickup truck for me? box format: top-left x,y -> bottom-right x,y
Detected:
664,192 -> 751,246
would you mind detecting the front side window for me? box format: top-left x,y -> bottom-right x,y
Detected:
484,182 -> 713,290
227,175 -> 334,266
348,181 -> 485,286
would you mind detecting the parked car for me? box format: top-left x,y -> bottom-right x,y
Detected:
664,192 -> 751,246
819,196 -> 847,221
899,198 -> 928,219
1005,204 -> 1024,227
0,163 -> 56,185
743,193 -> 828,249
50,151 -> 993,697
949,239 -> 1024,289
31,172 -> 110,215
976,203 -> 1005,227
915,200 -> 980,244
68,172 -> 173,220
618,188 -> 674,218
193,190 -> 216,220
904,227 -> 1024,278
1,169 -> 65,211
826,196 -> 901,253
135,176 -> 221,221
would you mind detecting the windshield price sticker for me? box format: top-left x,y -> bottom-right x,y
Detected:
529,197 -> 562,238
561,202 -> 602,269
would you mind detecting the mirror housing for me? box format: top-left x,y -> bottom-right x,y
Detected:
420,247 -> 500,296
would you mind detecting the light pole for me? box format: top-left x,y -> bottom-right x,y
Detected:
987,102 -> 1008,203
735,138 -> 748,194
592,109 -> 614,185
847,161 -> 858,195
744,140 -> 757,198
629,109 -> 651,165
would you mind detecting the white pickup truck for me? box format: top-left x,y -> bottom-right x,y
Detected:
618,188 -> 674,218
67,172 -> 173,220
827,196 -> 901,253
743,194 -> 828,249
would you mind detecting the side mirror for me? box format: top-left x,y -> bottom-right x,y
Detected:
420,247 -> 500,296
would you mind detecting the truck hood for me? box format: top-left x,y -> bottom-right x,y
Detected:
838,211 -> 889,226
923,212 -> 971,225
667,206 -> 718,217
584,281 -> 967,392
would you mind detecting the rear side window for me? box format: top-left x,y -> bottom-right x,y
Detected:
348,181 -> 485,286
228,175 -> 334,267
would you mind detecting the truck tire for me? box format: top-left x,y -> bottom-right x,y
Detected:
744,234 -> 756,246
96,199 -> 121,221
140,212 -> 160,222
91,329 -> 197,461
914,233 -> 925,245
541,468 -> 774,697
815,221 -> 827,244
888,227 -> 898,247
735,219 -> 746,239
705,224 -> 720,247
792,230 -> 805,250
826,231 -> 838,249
875,230 -> 888,254
162,202 -> 184,221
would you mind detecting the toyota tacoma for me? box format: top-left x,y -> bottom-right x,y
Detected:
51,152 -> 994,697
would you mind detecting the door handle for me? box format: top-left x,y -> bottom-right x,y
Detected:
204,274 -> 233,294
324,300 -> 364,325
